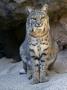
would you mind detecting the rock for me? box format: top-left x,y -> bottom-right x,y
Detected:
50,16 -> 67,50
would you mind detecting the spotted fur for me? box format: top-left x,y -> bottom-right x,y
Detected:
20,5 -> 58,84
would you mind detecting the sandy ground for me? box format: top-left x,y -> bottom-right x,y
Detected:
0,50 -> 67,90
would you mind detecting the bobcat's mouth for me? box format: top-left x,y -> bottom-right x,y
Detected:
30,27 -> 47,38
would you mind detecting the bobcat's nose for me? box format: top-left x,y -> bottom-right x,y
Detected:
36,23 -> 42,27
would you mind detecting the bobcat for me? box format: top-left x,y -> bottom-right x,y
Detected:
20,4 -> 58,84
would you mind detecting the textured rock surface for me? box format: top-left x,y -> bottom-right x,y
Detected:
50,17 -> 67,50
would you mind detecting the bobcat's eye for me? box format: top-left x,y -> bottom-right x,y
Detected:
31,19 -> 36,22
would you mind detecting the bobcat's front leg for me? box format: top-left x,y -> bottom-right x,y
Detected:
40,55 -> 49,83
32,58 -> 40,84
30,46 -> 40,84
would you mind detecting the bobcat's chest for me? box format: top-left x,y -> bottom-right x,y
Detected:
29,36 -> 49,57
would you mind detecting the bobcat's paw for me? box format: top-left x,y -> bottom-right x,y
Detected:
40,76 -> 49,83
31,78 -> 40,84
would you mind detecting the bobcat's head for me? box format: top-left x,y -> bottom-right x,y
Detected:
26,4 -> 50,37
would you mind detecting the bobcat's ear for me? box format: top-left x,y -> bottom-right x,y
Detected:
26,6 -> 34,15
41,4 -> 48,12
